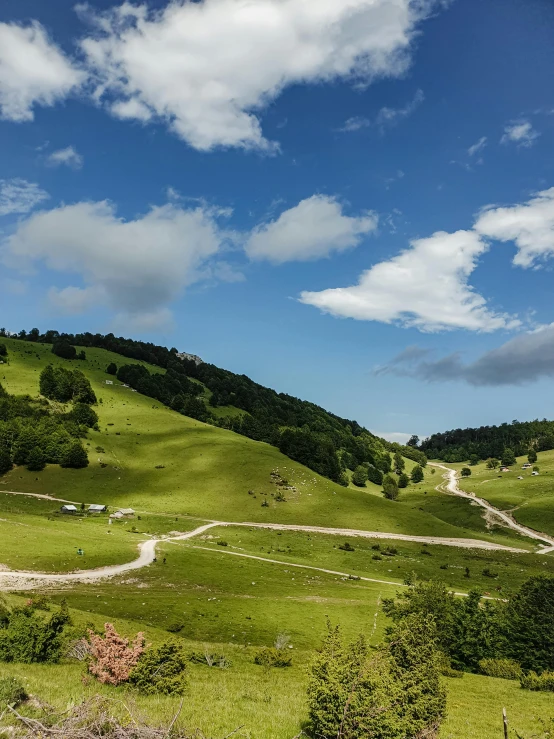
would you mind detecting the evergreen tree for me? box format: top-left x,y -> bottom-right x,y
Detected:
501,448 -> 516,467
528,448 -> 538,464
383,474 -> 399,501
461,467 -> 471,477
106,362 -> 118,375
351,465 -> 368,487
398,472 -> 409,488
469,454 -> 480,466
393,451 -> 405,474
60,442 -> 89,469
411,465 -> 424,483
505,576 -> 554,672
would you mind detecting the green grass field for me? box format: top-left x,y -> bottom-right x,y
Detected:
1,338 -> 554,737
449,451 -> 554,537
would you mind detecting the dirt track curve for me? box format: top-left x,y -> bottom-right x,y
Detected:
430,463 -> 554,554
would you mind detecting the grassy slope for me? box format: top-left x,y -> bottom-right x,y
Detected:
0,595 -> 551,739
448,451 -> 554,537
0,339 -> 532,555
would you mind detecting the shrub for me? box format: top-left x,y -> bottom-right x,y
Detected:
520,671 -> 554,692
437,653 -> 464,678
366,464 -> 383,485
479,658 -> 522,680
88,623 -> 144,685
461,467 -> 471,477
254,647 -> 292,668
106,363 -> 118,375
217,540 -> 228,547
0,676 -> 27,706
52,339 -> 76,360
338,542 -> 355,552
0,603 -> 70,663
70,403 -> 99,428
482,568 -> 498,578
398,472 -> 409,488
129,642 -> 187,695
166,621 -> 184,633
0,448 -> 13,475
188,650 -> 231,668
411,464 -> 424,483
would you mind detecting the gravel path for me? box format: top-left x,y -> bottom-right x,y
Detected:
430,463 -> 554,553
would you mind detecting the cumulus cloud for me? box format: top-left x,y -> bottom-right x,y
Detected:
300,230 -> 519,332
0,21 -> 83,122
500,120 -> 540,148
375,88 -> 424,128
245,195 -> 377,264
377,325 -> 554,386
79,0 -> 440,151
0,179 -> 49,216
46,146 -> 84,169
468,136 -> 487,157
475,187 -> 554,268
2,200 -> 232,323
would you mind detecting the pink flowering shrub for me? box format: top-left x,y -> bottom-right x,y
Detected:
88,623 -> 145,685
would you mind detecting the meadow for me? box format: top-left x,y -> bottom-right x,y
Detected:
1,337 -> 554,737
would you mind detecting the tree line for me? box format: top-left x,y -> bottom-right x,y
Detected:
0,367 -> 96,475
3,328 -> 427,485
417,418 -> 554,463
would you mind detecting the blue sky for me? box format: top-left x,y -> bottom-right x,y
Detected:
1,0 -> 554,442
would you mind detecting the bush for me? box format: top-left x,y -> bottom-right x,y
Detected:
338,542 -> 355,552
88,623 -> 144,685
188,650 -> 231,668
217,540 -> 228,547
461,467 -> 471,477
166,621 -> 184,633
106,363 -> 118,375
398,472 -> 409,488
479,658 -> 522,680
52,339 -> 76,360
70,403 -> 99,428
437,653 -> 464,678
254,647 -> 292,668
366,464 -> 383,485
0,448 -> 13,475
411,464 -> 424,483
0,676 -> 27,706
482,568 -> 498,578
520,671 -> 554,692
129,642 -> 188,695
0,603 -> 70,663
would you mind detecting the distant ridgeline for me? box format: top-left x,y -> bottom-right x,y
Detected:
419,419 -> 554,463
3,328 -> 426,485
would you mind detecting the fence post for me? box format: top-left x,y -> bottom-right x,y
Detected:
503,707 -> 509,739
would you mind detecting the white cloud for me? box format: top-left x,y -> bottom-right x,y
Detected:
245,195 -> 377,264
500,120 -> 540,148
3,200 -> 232,321
46,146 -> 84,169
0,21 -> 83,122
375,88 -> 424,128
339,116 -> 371,133
371,430 -> 413,444
475,187 -> 554,268
79,0 -> 440,151
300,229 -> 519,332
0,179 -> 49,216
468,136 -> 487,157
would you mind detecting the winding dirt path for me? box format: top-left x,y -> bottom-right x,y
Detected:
0,511 -> 530,591
430,463 -> 554,553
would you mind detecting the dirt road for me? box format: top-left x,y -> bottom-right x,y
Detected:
431,463 -> 554,553
0,513 -> 529,590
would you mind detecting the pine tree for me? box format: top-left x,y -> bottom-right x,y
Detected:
106,362 -> 118,376
528,448 -> 538,464
393,451 -> 405,474
39,365 -> 57,398
398,472 -> 409,488
501,448 -> 516,467
382,474 -> 399,501
411,465 -> 424,483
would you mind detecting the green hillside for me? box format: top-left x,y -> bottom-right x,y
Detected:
0,337 -> 533,562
